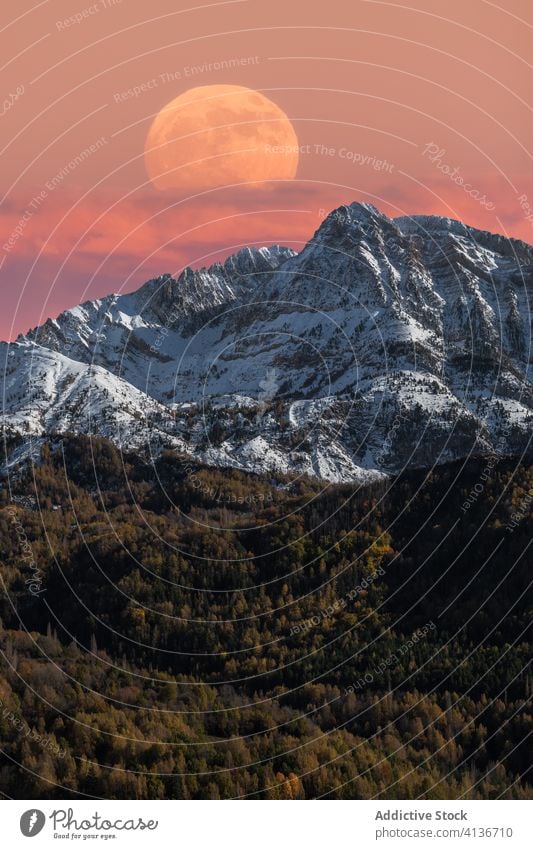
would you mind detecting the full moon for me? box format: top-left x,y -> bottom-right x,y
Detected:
144,85 -> 299,192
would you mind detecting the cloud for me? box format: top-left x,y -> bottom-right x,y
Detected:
1,177 -> 531,341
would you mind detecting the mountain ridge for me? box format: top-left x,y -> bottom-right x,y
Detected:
2,202 -> 532,481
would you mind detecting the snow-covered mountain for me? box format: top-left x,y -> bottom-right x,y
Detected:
2,203 -> 532,482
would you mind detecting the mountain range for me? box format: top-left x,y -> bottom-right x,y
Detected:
2,202 -> 532,482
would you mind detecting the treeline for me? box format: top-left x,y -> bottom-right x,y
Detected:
0,435 -> 531,799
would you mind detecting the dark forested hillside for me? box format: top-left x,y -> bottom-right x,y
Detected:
0,436 -> 531,799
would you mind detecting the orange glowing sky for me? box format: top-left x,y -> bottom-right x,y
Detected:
1,0 -> 532,340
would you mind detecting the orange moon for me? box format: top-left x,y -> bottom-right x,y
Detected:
144,85 -> 299,192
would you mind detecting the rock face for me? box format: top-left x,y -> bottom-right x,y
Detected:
2,203 -> 532,481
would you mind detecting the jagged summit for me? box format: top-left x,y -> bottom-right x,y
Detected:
313,202 -> 393,240
2,202 -> 532,482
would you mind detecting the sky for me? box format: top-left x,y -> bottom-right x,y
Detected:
1,0 -> 532,340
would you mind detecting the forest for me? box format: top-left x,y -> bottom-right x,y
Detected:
0,434 -> 531,799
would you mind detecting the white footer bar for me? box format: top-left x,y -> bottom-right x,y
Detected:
3,799 -> 531,848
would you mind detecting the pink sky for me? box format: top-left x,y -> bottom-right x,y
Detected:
1,0 -> 532,340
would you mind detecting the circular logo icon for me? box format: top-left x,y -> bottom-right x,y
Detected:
20,810 -> 46,837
